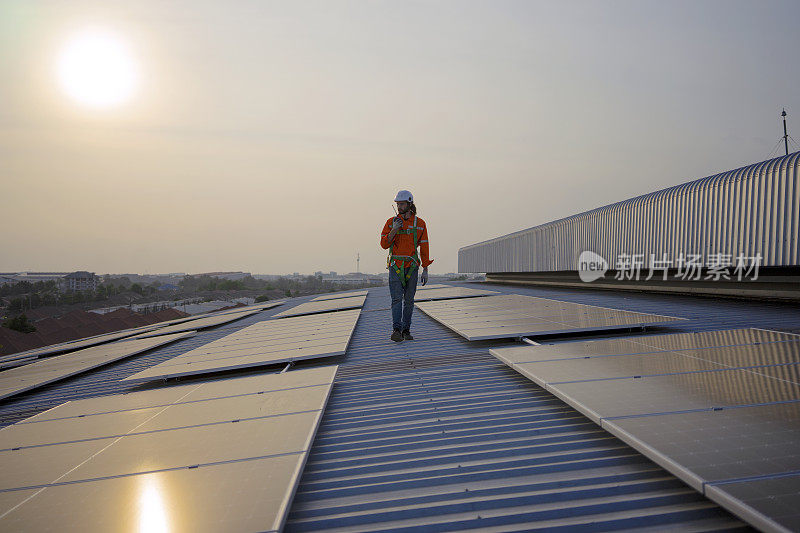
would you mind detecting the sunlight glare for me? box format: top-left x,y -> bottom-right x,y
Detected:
137,475 -> 169,533
57,29 -> 139,108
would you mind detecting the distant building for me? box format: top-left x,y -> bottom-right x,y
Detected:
61,271 -> 99,292
0,272 -> 71,284
196,271 -> 251,281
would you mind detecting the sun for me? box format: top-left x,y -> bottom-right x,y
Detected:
57,29 -> 139,108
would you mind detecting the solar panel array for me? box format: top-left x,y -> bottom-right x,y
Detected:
491,328 -> 800,532
273,294 -> 366,318
0,325 -> 164,364
0,332 -> 194,402
417,294 -> 684,340
125,309 -> 361,382
413,286 -> 499,301
0,366 -> 337,532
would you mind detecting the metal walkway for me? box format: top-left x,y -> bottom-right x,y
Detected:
284,287 -> 752,531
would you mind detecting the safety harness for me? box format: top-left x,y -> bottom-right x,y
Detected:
387,215 -> 421,288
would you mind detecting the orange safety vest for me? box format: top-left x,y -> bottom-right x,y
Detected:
387,215 -> 421,287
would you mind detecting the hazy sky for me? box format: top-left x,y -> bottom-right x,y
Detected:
2,0 -> 798,275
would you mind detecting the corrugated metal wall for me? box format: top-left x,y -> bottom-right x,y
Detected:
459,152 -> 800,273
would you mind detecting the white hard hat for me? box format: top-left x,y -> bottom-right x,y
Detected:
394,190 -> 414,203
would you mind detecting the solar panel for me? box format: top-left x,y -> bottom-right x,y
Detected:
491,328 -> 800,414
491,328 -> 799,363
548,367 -> 800,423
603,402 -> 800,491
312,290 -> 368,301
706,473 -> 800,533
25,366 -> 337,422
0,407 -> 166,450
417,294 -> 683,340
273,295 -> 366,318
1,455 -> 305,531
415,283 -> 453,291
494,341 -> 800,386
413,287 -> 499,301
489,327 -> 800,531
0,438 -> 115,489
0,366 -> 336,531
491,328 -> 800,422
0,332 -> 194,401
124,310 -> 360,381
128,309 -> 264,339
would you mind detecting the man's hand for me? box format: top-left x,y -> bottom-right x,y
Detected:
387,217 -> 403,242
420,267 -> 428,286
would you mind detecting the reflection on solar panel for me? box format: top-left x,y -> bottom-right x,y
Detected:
413,286 -> 499,301
312,290 -> 368,301
0,332 -> 194,401
0,366 -> 336,532
491,327 -> 800,533
417,294 -> 683,340
128,309 -> 264,339
273,294 -> 366,318
124,309 -> 360,382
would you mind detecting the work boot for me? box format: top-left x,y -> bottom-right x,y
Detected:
402,330 -> 414,340
391,329 -> 403,342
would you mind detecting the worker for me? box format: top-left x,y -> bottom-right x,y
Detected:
380,190 -> 433,342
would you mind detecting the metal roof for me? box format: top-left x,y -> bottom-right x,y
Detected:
5,283 -> 798,530
459,151 -> 800,272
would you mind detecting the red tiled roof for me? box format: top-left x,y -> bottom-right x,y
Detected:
1,306 -> 190,357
